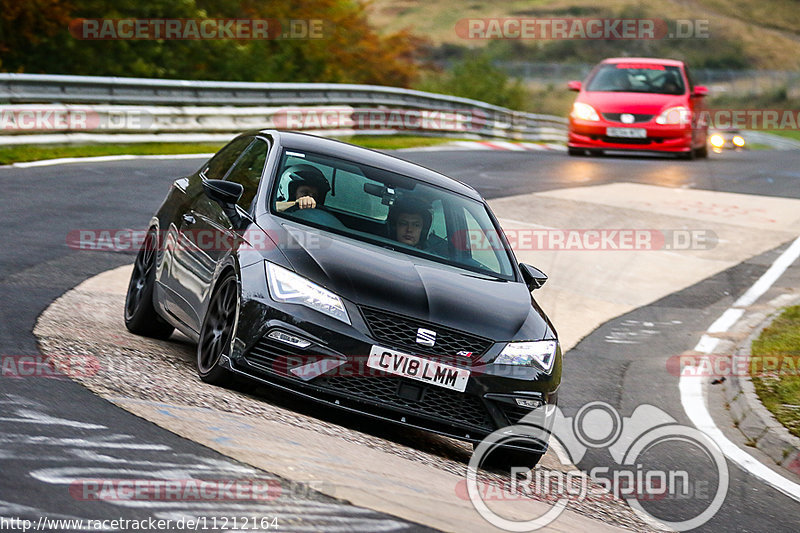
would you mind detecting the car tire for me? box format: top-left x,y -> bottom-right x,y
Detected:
124,229 -> 175,339
680,148 -> 696,160
695,145 -> 708,158
567,147 -> 584,156
197,271 -> 239,386
588,149 -> 603,157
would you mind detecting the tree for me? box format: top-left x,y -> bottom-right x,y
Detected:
0,0 -> 423,87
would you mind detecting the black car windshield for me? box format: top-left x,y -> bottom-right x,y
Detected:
270,148 -> 515,279
586,63 -> 686,95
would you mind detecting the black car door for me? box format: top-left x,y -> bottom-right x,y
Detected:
166,136 -> 269,332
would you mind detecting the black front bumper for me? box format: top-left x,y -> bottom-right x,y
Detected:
229,293 -> 559,451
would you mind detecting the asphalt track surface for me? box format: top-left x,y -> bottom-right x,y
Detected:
1,148 -> 799,531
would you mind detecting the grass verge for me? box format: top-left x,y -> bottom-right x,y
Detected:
0,136 -> 474,165
751,305 -> 800,438
339,135 -> 469,150
0,143 -> 226,165
762,130 -> 800,142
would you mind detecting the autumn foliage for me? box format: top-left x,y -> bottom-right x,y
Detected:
0,0 -> 422,87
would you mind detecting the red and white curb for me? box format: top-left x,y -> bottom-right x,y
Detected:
400,141 -> 566,152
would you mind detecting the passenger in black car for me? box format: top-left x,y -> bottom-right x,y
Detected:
387,196 -> 432,248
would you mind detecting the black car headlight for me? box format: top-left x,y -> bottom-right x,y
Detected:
265,261 -> 351,325
494,340 -> 558,373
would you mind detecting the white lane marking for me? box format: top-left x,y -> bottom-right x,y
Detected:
0,393 -> 46,407
680,235 -> 800,501
0,434 -> 171,450
495,217 -> 553,230
2,153 -> 214,169
604,319 -> 683,345
0,409 -> 107,429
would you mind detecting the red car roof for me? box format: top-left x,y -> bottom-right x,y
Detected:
601,57 -> 685,67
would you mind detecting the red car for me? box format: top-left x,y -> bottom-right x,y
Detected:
566,57 -> 709,159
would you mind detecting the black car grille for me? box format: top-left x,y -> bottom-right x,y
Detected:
500,404 -> 540,425
242,326 -> 498,433
314,375 -> 495,431
359,306 -> 492,362
602,113 -> 654,123
600,136 -> 652,145
245,336 -> 315,374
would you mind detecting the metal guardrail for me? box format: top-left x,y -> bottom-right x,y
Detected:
0,73 -> 567,143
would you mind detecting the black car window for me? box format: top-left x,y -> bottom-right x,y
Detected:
223,138 -> 269,210
201,136 -> 252,180
271,149 -> 515,280
586,63 -> 686,95
462,206 -> 503,274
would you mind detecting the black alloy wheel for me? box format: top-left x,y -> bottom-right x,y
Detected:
124,229 -> 174,339
197,272 -> 239,385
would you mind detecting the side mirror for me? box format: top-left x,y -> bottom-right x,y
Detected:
693,85 -> 708,97
203,179 -> 246,227
567,80 -> 582,91
203,179 -> 243,206
520,263 -> 547,291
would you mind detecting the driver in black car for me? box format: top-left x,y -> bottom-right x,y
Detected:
275,164 -> 331,212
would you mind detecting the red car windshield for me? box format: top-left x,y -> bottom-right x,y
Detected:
586,63 -> 685,95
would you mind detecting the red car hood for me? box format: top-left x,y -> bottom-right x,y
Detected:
578,92 -> 686,115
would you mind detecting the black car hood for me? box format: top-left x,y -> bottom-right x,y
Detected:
270,222 -> 551,342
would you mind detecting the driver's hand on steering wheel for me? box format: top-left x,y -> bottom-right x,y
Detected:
295,195 -> 317,209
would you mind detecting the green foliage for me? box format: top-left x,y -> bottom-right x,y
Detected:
0,0 -> 421,86
709,85 -> 798,111
417,52 -> 529,110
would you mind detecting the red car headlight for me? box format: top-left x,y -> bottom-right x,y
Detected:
655,106 -> 691,125
571,102 -> 600,122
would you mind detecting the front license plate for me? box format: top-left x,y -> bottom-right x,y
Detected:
606,127 -> 647,138
367,346 -> 470,392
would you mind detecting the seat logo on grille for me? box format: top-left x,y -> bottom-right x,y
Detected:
416,328 -> 437,347
621,113 -> 635,124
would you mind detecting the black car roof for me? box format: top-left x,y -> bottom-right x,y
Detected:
257,130 -> 483,201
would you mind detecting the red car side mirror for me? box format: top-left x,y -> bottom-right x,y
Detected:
693,85 -> 709,97
567,80 -> 582,91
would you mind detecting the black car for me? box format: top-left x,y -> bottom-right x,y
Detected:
124,130 -> 561,463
